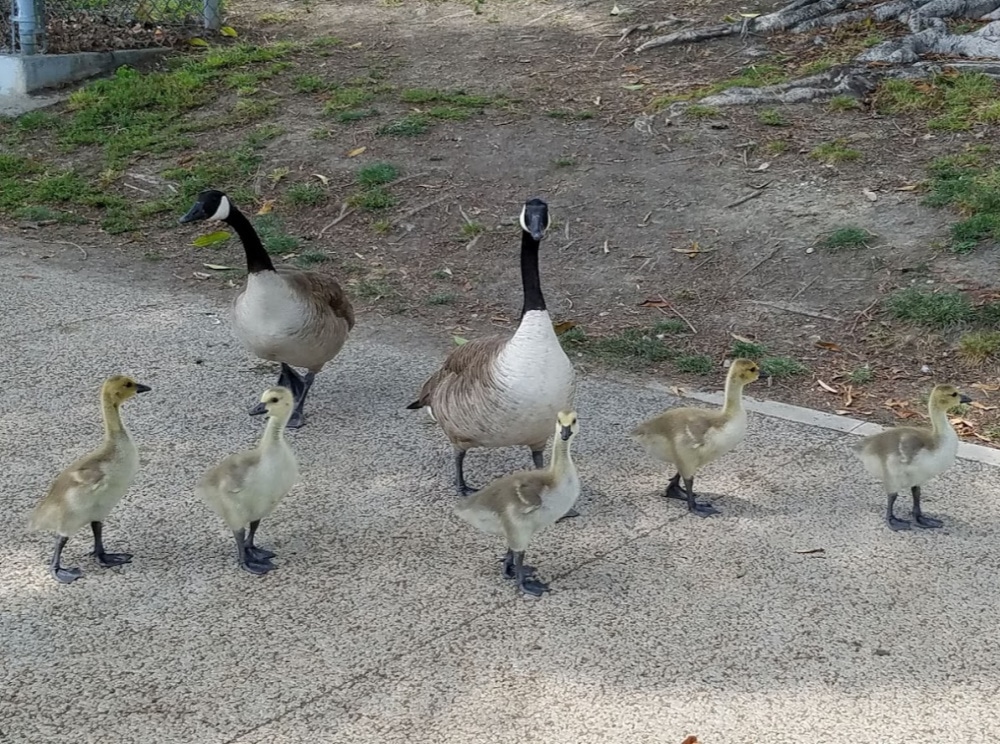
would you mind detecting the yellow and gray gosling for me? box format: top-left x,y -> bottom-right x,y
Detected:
197,387 -> 299,574
30,375 -> 151,584
454,410 -> 580,597
631,359 -> 763,517
852,384 -> 970,531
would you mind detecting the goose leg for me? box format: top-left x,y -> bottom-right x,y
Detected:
234,528 -> 274,575
512,550 -> 548,597
90,521 -> 132,567
245,519 -> 276,562
49,535 -> 82,584
885,492 -> 912,531
679,476 -> 719,517
531,447 -> 580,520
454,449 -> 476,497
286,372 -> 315,430
250,363 -> 304,416
664,472 -> 685,499
502,549 -> 535,580
911,486 -> 943,529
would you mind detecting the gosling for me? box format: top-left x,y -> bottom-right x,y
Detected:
631,358 -> 763,517
30,375 -> 152,584
197,386 -> 299,574
455,410 -> 580,598
852,383 -> 970,531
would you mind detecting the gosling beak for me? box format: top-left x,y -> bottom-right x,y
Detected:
560,425 -> 572,441
179,203 -> 207,224
525,210 -> 546,241
959,394 -> 972,404
135,383 -> 152,394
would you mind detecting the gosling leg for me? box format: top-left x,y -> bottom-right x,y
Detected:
286,372 -> 316,430
454,449 -> 476,497
680,476 -> 720,517
250,363 -> 303,416
49,535 -> 82,584
512,550 -> 548,597
502,548 -> 535,580
245,519 -> 276,562
234,528 -> 274,575
885,492 -> 912,531
664,472 -> 685,499
532,447 -> 579,520
911,486 -> 943,529
90,521 -> 132,567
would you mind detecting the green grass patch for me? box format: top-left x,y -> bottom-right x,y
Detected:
828,95 -> 860,112
959,330 -> 1000,364
821,226 -> 873,249
875,72 -> 1000,131
810,139 -> 860,164
765,140 -> 790,154
685,104 -> 720,119
400,88 -> 496,107
560,325 -> 676,367
847,365 -> 873,384
758,108 -> 790,126
674,354 -> 713,375
377,114 -> 431,136
545,109 -> 595,120
427,291 -> 457,305
336,108 -> 380,123
760,356 -> 808,379
553,156 -> 577,168
296,251 -> 330,267
323,87 -> 377,112
349,186 -> 396,211
293,74 -> 330,93
886,287 -> 973,328
731,340 -> 766,359
253,214 -> 300,255
353,278 -> 398,300
285,183 -> 327,207
357,162 -> 399,187
925,151 -> 1000,252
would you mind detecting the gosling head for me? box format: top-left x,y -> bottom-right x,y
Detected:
555,410 -> 579,442
101,375 -> 152,406
259,386 -> 295,419
180,190 -> 231,224
519,197 -> 550,242
728,358 -> 765,386
928,384 -> 972,412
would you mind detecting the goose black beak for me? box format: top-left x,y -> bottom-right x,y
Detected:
135,384 -> 152,394
525,210 -> 547,241
959,394 -> 972,404
560,426 -> 572,441
179,204 -> 207,224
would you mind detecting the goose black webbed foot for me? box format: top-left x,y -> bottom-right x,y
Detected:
52,566 -> 83,584
886,492 -> 912,531
90,521 -> 131,567
556,508 -> 580,522
509,550 -> 549,597
911,486 -> 943,529
502,550 -> 535,580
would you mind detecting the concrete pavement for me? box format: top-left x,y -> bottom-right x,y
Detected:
3,239 -> 1000,744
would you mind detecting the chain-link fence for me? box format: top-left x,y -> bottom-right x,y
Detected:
2,0 -> 220,55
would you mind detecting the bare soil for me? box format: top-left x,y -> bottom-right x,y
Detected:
7,0 -> 1000,442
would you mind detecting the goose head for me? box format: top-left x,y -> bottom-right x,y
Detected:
259,386 -> 295,420
728,358 -> 765,387
928,384 -> 972,413
555,410 -> 579,441
519,198 -> 550,241
180,190 -> 232,224
102,375 -> 152,406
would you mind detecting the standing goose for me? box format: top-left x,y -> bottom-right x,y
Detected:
631,359 -> 763,517
455,410 -> 581,597
180,190 -> 355,429
852,384 -> 970,531
30,375 -> 152,584
197,386 -> 299,574
407,197 -> 576,503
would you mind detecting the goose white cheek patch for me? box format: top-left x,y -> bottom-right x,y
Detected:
519,206 -> 528,233
209,196 -> 231,221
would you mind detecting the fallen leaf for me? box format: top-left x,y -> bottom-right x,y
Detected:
257,200 -> 275,215
219,25 -> 238,37
972,382 -> 1000,392
731,333 -> 755,343
192,271 -> 211,279
623,84 -> 645,91
202,263 -> 233,271
188,37 -> 209,47
834,409 -> 851,415
815,340 -> 842,352
348,146 -> 367,158
895,183 -> 920,191
863,188 -> 878,202
793,548 -> 825,554
313,173 -> 329,185
844,385 -> 854,407
453,335 -> 468,346
818,379 -> 839,394
971,401 -> 997,411
610,4 -> 621,15
553,320 -> 577,335
192,230 -> 231,248
753,161 -> 770,172
738,11 -> 760,16
638,298 -> 670,309
681,737 -> 699,744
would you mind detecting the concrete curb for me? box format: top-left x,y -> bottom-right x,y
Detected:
646,381 -> 1000,469
0,48 -> 167,95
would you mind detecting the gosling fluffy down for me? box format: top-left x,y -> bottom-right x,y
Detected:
631,359 -> 763,517
852,383 -> 970,531
30,375 -> 151,584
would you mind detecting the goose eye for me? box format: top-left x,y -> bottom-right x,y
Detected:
270,397 -> 280,403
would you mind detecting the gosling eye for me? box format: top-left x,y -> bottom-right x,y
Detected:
270,396 -> 280,403
125,381 -> 133,388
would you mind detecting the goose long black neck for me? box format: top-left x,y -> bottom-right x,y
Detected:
519,230 -> 546,317
226,207 -> 275,274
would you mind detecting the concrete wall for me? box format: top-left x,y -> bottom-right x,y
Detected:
0,49 -> 168,96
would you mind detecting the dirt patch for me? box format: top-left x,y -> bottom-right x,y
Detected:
3,0 -> 1000,444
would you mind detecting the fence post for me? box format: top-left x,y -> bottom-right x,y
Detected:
15,0 -> 42,55
203,0 -> 221,31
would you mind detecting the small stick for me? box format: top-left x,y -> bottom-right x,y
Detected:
398,193 -> 450,220
790,274 -> 819,301
658,294 -> 697,334
732,242 -> 781,284
850,298 -> 880,335
458,205 -> 474,226
724,181 -> 771,209
318,203 -> 354,237
49,240 -> 88,259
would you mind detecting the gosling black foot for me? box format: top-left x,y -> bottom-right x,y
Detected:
518,575 -> 549,597
93,551 -> 132,567
457,485 -> 478,497
887,516 -> 912,531
556,508 -> 580,522
502,551 -> 535,580
241,558 -> 276,575
52,566 -> 83,584
246,545 -> 276,561
914,514 -> 943,529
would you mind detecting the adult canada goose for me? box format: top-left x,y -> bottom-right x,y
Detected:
30,375 -> 151,584
197,386 -> 299,574
180,190 -> 355,429
631,359 -> 763,517
407,197 -> 576,506
852,384 -> 970,531
455,410 -> 580,597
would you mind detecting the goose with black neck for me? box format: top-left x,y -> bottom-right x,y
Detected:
407,197 -> 578,516
180,190 -> 354,429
